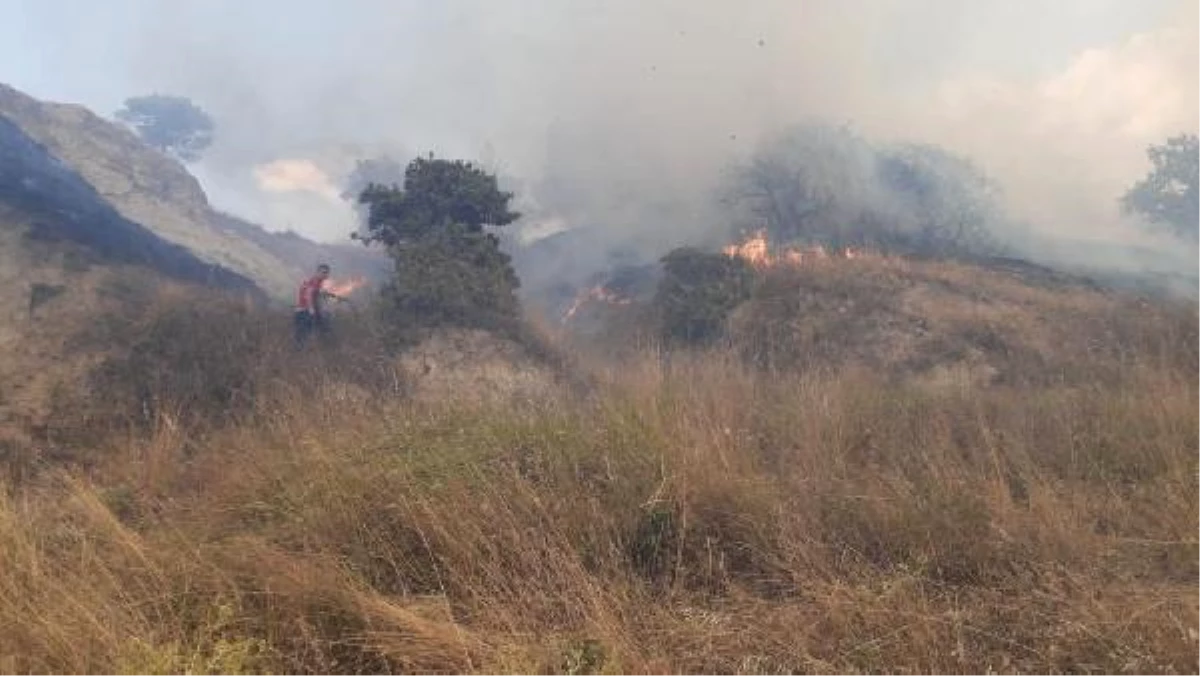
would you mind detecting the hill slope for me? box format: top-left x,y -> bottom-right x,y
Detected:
0,83 -> 386,298
562,251 -> 1198,390
728,254 -> 1198,386
0,107 -> 274,442
0,132 -> 1194,670
211,211 -> 390,290
0,82 -> 390,453
0,114 -> 259,291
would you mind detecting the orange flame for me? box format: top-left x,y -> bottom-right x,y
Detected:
722,231 -> 770,266
562,284 -> 633,323
724,230 -> 873,267
323,276 -> 367,297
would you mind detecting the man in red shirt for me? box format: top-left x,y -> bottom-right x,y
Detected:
293,263 -> 343,349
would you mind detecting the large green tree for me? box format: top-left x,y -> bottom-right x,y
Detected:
1121,134 -> 1198,242
114,94 -> 214,162
357,155 -> 522,336
342,155 -> 406,236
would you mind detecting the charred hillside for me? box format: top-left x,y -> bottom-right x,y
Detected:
0,83 -> 385,298
0,114 -> 257,293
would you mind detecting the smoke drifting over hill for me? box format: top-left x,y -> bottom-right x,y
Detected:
7,0 -> 1197,283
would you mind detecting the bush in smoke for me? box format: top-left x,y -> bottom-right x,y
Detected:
727,123 -> 1006,258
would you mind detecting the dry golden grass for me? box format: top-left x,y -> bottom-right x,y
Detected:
2,341 -> 1196,673
728,255 -> 1198,388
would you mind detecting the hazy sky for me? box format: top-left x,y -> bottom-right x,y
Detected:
1,1 -> 1179,109
1,0 -> 1196,249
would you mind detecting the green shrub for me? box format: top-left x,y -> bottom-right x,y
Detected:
654,247 -> 755,347
378,226 -> 521,339
356,155 -> 523,341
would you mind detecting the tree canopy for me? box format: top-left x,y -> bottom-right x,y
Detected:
114,94 -> 215,162
1121,134 -> 1199,241
356,155 -> 523,337
356,155 -> 520,247
341,156 -> 406,203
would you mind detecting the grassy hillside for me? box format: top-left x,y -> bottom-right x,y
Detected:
564,252 -> 1197,386
0,110 -> 263,450
1,343 -> 1194,673
0,253 -> 1195,673
728,254 -> 1196,384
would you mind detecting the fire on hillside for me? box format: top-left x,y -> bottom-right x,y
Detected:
557,262 -> 660,326
561,284 -> 633,323
722,230 -> 871,267
324,276 -> 368,298
558,230 -> 880,325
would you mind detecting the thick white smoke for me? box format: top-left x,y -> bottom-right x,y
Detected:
11,0 -> 1196,277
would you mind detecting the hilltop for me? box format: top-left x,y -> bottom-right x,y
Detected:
0,114 -> 256,291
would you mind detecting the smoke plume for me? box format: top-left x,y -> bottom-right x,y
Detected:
8,0 -> 1197,285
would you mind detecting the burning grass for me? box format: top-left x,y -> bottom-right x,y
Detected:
562,284 -> 634,324
1,338 -> 1196,672
722,229 -> 876,268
